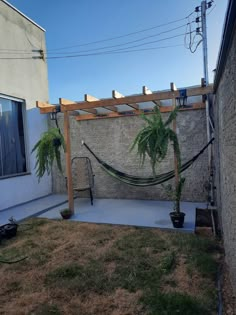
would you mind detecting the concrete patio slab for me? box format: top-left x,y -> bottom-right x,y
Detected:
39,197 -> 207,233
0,194 -> 207,232
0,194 -> 68,225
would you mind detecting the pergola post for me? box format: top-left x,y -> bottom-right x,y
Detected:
171,83 -> 180,207
63,109 -> 74,214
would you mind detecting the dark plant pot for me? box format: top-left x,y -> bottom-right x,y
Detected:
0,224 -> 18,239
60,212 -> 72,220
169,212 -> 185,228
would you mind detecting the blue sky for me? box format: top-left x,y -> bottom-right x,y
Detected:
7,0 -> 228,103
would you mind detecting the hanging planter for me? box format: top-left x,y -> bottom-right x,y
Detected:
32,128 -> 65,181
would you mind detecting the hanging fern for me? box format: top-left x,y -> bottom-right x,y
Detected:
131,105 -> 185,213
131,106 -> 180,174
31,128 -> 65,181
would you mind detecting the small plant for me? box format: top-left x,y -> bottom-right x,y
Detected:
32,128 -> 65,181
60,208 -> 72,219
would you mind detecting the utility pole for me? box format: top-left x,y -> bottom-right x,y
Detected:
201,0 -> 211,150
201,0 -> 209,85
201,0 -> 214,205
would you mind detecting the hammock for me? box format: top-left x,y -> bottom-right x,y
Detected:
82,138 -> 214,187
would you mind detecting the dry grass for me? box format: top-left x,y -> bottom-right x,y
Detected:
0,218 -> 220,315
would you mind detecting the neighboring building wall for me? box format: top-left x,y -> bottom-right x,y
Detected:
52,108 -> 209,202
214,20 -> 236,293
0,1 -> 51,209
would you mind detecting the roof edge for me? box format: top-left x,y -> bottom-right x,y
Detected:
1,0 -> 46,32
214,0 -> 236,92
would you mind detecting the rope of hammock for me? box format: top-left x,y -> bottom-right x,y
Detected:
82,138 -> 214,187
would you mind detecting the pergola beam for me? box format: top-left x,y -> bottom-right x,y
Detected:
36,101 -> 56,114
85,94 -> 118,112
142,86 -> 160,106
60,98 -> 97,115
75,102 -> 205,121
112,90 -> 139,110
60,85 -> 212,112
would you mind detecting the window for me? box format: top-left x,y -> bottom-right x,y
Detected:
0,96 -> 27,177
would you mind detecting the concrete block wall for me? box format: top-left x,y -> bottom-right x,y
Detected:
214,26 -> 236,294
52,108 -> 208,203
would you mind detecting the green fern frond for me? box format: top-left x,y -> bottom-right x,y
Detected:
31,128 -> 65,181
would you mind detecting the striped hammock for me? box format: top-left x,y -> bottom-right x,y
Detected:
82,139 -> 214,187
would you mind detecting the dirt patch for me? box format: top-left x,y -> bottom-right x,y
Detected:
163,256 -> 201,297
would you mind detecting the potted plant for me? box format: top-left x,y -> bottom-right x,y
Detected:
31,128 -> 65,181
60,208 -> 73,219
165,177 -> 186,228
131,105 -> 186,228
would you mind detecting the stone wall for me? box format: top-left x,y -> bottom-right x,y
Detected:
52,108 -> 208,202
214,25 -> 236,294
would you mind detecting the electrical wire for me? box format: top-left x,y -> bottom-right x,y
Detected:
47,11 -> 195,52
0,9 -> 195,55
45,23 -> 191,55
0,32 -> 193,60
45,33 -> 191,59
0,22 -> 194,56
207,4 -> 216,16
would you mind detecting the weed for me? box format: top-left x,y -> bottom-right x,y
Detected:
159,251 -> 176,274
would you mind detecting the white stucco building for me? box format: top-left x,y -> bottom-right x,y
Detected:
0,0 -> 51,209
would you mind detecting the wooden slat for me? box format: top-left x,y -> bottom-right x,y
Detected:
76,102 -> 205,121
60,98 -> 97,114
112,90 -> 139,110
85,94 -> 117,112
37,85 -> 212,113
36,101 -> 56,114
142,86 -> 160,106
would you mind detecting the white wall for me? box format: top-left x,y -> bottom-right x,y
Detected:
0,1 -> 51,209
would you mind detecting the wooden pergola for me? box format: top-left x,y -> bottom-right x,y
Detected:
37,81 -> 213,213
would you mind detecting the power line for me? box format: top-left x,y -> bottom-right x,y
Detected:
0,23 -> 192,56
0,31 -> 194,60
46,23 -> 192,55
47,11 -> 195,52
45,33 -> 192,59
0,43 -> 187,60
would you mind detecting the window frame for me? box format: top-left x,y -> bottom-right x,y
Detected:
0,93 -> 30,179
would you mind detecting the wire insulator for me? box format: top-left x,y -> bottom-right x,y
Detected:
195,6 -> 200,12
196,27 -> 201,33
207,2 -> 212,8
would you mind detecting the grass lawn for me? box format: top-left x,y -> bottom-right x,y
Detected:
0,219 -> 220,315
